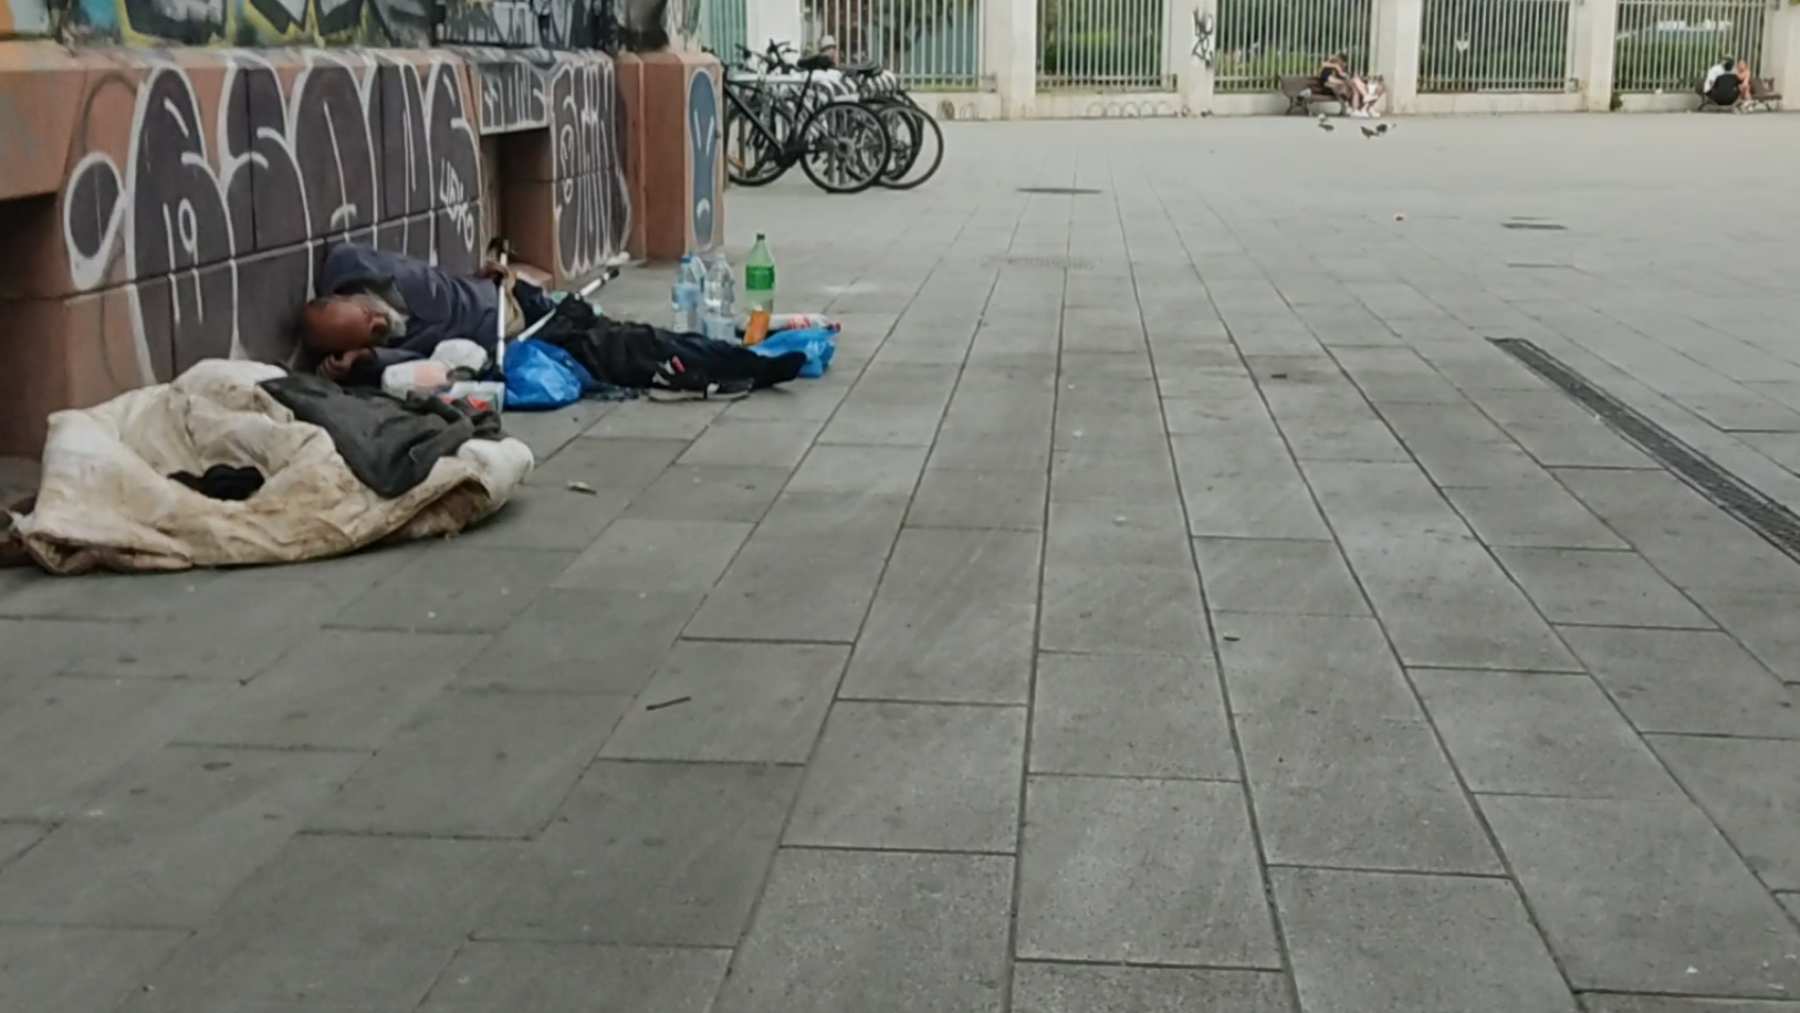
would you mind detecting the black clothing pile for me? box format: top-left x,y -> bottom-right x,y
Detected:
170,465 -> 265,501
533,298 -> 807,394
261,375 -> 502,498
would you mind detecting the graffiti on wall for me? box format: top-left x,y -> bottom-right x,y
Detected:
59,51 -> 481,378
477,55 -> 550,131
549,57 -> 631,278
687,66 -> 716,250
63,0 -> 429,46
436,0 -> 602,49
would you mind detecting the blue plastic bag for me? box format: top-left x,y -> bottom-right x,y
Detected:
748,326 -> 837,379
503,339 -> 594,410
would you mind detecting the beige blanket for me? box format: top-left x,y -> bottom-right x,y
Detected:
5,360 -> 533,574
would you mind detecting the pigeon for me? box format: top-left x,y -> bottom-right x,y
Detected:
1377,122 -> 1391,134
1361,125 -> 1379,138
1317,116 -> 1335,132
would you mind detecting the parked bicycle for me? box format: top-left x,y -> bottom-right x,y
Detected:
716,43 -> 890,194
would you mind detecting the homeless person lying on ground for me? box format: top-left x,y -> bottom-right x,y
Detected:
297,243 -> 806,398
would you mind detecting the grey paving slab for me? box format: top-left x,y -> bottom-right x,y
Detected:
1557,468 -> 1800,593
1443,482 -> 1628,549
906,466 -> 1047,530
0,823 -> 44,870
1030,652 -> 1237,780
418,942 -> 728,1012
329,547 -> 576,633
1051,445 -> 1182,506
1217,614 -> 1500,872
475,437 -> 686,550
600,641 -> 848,763
0,746 -> 360,926
586,400 -> 728,439
1495,547 -> 1714,628
1017,775 -> 1279,967
685,533 -> 891,643
1274,867 -> 1577,1013
841,528 -> 1039,704
0,925 -> 189,1013
552,518 -> 752,592
309,690 -> 628,837
1465,389 -> 1657,469
0,569 -> 226,620
1689,589 -> 1800,685
1011,964 -> 1294,1013
1483,794 -> 1800,997
1332,347 -> 1466,404
787,701 -> 1024,852
0,677 -> 224,820
123,835 -> 521,1012
1649,735 -> 1800,891
457,590 -> 700,695
1275,411 -> 1413,462
620,464 -> 789,523
712,848 -> 1011,1013
180,630 -> 486,749
1040,562 -> 1210,656
1378,403 -> 1551,489
480,762 -> 797,946
786,444 -> 929,496
929,424 -> 1053,472
1561,627 -> 1800,739
1194,537 -> 1370,617
1413,669 -> 1680,800
1170,435 -> 1333,540
678,419 -> 822,469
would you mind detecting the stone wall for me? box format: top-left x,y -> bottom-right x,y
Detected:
0,42 -> 653,454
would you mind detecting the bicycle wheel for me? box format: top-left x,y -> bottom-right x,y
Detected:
872,101 -> 943,191
725,90 -> 792,187
798,101 -> 890,195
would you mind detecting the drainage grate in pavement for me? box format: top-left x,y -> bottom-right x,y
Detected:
1502,221 -> 1566,231
1492,338 -> 1800,562
1507,262 -> 1575,270
1017,187 -> 1103,195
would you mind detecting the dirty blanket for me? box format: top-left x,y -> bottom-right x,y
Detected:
3,360 -> 534,574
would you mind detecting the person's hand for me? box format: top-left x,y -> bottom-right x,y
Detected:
320,348 -> 371,382
479,260 -> 511,282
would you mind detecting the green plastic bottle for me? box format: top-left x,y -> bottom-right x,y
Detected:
745,234 -> 776,313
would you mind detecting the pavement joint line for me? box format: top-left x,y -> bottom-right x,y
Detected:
1025,770 -> 1245,786
1015,955 -> 1289,974
713,199 -> 1004,991
1236,197 -> 1590,1000
779,842 -> 1018,859
1142,164 -> 1304,1010
165,741 -> 374,755
1262,861 -> 1516,881
294,827 -> 534,843
831,695 -> 1027,709
674,634 -> 858,647
462,933 -> 734,952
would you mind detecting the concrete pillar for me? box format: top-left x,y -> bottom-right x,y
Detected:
748,0 -> 804,52
1170,0 -> 1216,114
1764,3 -> 1800,104
1372,0 -> 1422,113
985,0 -> 1036,116
1570,0 -> 1619,112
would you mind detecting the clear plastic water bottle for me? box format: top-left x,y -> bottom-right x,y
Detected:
671,255 -> 703,333
702,254 -> 736,343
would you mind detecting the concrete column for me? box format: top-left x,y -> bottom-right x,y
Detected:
748,0 -> 804,52
1372,0 -> 1422,113
985,0 -> 1036,117
1765,2 -> 1800,104
1570,0 -> 1619,112
1170,0 -> 1216,114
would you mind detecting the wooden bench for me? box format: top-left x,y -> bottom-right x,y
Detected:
1279,74 -> 1345,115
1697,77 -> 1781,112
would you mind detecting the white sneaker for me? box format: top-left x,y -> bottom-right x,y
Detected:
1367,108 -> 1382,119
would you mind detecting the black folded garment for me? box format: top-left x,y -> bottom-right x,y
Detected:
170,464 -> 265,502
261,374 -> 502,498
533,298 -> 807,392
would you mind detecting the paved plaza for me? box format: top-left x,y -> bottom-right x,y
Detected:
4,114 -> 1800,1011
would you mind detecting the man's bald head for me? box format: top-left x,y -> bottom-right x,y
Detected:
299,295 -> 389,355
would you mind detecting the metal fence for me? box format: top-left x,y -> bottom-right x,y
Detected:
1419,0 -> 1576,91
1214,0 -> 1375,92
1613,0 -> 1771,92
803,0 -> 986,89
1037,0 -> 1174,90
699,0 -> 749,59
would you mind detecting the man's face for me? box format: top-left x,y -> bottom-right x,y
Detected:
301,297 -> 385,355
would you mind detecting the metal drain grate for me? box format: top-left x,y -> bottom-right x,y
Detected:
1491,338 -> 1800,561
1502,221 -> 1566,231
987,255 -> 1095,270
1018,187 -> 1103,196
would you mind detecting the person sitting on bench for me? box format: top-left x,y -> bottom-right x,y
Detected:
1321,53 -> 1380,118
1704,58 -> 1753,110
